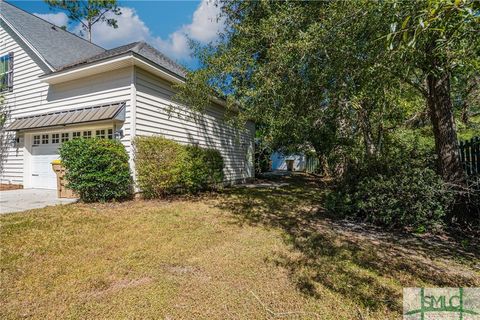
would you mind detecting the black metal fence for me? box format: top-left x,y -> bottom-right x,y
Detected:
459,136 -> 480,176
304,138 -> 479,176
305,155 -> 320,173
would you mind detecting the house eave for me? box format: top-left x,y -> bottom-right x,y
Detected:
39,51 -> 230,109
132,54 -> 186,84
39,53 -> 134,84
39,52 -> 185,83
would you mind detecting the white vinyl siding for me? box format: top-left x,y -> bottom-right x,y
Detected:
135,68 -> 254,183
1,22 -> 254,187
0,24 -> 132,186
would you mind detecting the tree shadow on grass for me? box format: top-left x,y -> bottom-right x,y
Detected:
215,173 -> 480,314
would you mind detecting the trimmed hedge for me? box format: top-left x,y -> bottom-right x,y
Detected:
59,138 -> 133,202
133,136 -> 224,198
182,145 -> 224,192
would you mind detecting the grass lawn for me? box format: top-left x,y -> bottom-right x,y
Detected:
1,174 -> 479,319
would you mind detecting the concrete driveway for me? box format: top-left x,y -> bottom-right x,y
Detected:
0,189 -> 77,214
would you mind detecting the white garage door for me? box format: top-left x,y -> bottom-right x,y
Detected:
31,134 -> 60,189
28,128 -> 114,189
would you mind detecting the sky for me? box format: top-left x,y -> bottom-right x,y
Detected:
10,0 -> 224,69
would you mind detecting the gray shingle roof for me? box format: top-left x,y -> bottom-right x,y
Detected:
0,0 -> 105,70
6,102 -> 125,131
56,41 -> 188,79
0,1 -> 188,79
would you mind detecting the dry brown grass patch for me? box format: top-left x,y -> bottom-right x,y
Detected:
1,173 -> 478,319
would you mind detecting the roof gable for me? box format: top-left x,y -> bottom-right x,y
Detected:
1,1 -> 188,80
0,0 -> 105,70
56,41 -> 187,79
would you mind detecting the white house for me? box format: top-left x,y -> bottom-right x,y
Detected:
0,1 -> 255,190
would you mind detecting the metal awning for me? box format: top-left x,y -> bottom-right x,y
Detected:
6,102 -> 125,131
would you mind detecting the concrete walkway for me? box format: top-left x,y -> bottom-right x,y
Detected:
0,189 -> 77,214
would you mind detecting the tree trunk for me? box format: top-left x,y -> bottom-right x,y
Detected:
460,101 -> 469,125
358,102 -> 377,158
426,72 -> 465,185
88,21 -> 92,42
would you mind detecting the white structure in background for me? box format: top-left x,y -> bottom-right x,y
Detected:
270,152 -> 306,171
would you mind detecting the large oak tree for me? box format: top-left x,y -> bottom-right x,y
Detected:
177,0 -> 479,184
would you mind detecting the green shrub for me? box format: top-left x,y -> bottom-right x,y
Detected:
182,145 -> 224,192
133,136 -> 224,198
354,167 -> 452,229
254,141 -> 272,174
59,138 -> 133,202
326,163 -> 453,230
133,136 -> 186,198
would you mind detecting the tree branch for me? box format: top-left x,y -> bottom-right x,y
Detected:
91,9 -> 110,25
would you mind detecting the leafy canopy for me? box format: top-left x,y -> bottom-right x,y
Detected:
176,0 -> 479,178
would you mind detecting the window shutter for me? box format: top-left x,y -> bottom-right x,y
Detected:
8,52 -> 13,91
0,56 -> 5,90
0,57 -> 5,74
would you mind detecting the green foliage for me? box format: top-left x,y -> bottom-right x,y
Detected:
0,93 -> 9,176
44,0 -> 121,41
178,0 -> 479,224
133,136 -> 224,198
388,0 -> 479,66
326,155 -> 453,230
176,1 -> 409,159
356,168 -> 451,229
182,145 -> 224,192
59,138 -> 133,202
254,129 -> 273,174
133,136 -> 186,198
388,0 -> 479,184
178,0 -> 478,163
254,145 -> 271,174
457,114 -> 480,140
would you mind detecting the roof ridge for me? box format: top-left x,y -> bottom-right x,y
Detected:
1,0 -> 105,51
51,40 -> 189,80
134,41 -> 146,50
139,42 -> 189,74
50,42 -> 140,71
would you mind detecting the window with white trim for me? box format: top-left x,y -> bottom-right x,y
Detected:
0,52 -> 13,92
52,133 -> 60,144
83,131 -> 92,139
108,129 -> 113,139
61,132 -> 69,142
72,132 -> 81,139
96,129 -> 106,138
33,135 -> 40,145
41,134 -> 49,144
